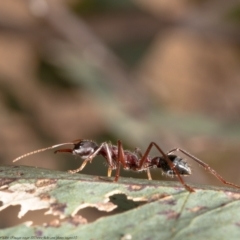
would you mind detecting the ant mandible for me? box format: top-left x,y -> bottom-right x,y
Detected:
12,139 -> 240,192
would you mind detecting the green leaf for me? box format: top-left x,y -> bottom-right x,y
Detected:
0,165 -> 240,239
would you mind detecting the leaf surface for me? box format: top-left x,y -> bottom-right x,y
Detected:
0,165 -> 240,239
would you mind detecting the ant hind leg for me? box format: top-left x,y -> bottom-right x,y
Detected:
138,142 -> 195,192
167,148 -> 240,190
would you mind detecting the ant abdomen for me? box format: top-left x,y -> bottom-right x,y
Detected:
153,155 -> 191,177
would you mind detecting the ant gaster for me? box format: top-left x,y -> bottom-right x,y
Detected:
13,139 -> 240,192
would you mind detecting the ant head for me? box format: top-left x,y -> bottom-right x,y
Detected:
72,139 -> 99,159
154,155 -> 191,177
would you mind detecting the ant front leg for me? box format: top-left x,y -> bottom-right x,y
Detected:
69,142 -> 110,174
138,142 -> 195,192
134,147 -> 152,180
167,148 -> 240,190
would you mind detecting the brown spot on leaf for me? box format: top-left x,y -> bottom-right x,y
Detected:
26,188 -> 36,194
162,198 -> 176,206
187,206 -> 207,213
39,193 -> 51,201
16,172 -> 24,177
235,222 -> 240,227
158,210 -> 180,219
35,179 -> 57,188
120,233 -> 132,240
150,193 -> 169,202
51,202 -> 66,214
225,192 -> 240,200
34,230 -> 43,237
68,215 -> 87,226
0,178 -> 16,187
128,185 -> 145,191
44,219 -> 61,228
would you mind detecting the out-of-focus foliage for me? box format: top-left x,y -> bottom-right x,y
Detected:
225,5 -> 240,24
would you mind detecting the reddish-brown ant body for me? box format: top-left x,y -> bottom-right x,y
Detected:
13,139 -> 240,192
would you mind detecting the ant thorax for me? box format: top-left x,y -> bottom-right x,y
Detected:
123,151 -> 140,170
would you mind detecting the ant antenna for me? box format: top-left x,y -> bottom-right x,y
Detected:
12,142 -> 74,162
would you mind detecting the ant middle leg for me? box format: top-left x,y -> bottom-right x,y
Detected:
167,148 -> 240,189
114,162 -> 121,182
108,167 -> 112,177
113,140 -> 128,182
147,169 -> 152,180
138,142 -> 195,192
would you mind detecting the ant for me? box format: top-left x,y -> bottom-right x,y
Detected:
13,139 -> 240,192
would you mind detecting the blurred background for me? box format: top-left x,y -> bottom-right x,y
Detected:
1,0 -> 240,228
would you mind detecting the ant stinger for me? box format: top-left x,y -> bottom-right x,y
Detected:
12,139 -> 240,192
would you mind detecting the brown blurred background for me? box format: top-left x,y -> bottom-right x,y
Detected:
1,0 -> 240,228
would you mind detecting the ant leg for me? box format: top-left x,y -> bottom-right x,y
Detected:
166,148 -> 180,155
69,142 -> 107,174
138,142 -> 195,192
105,142 -> 114,169
147,169 -> 152,180
134,147 -> 152,180
167,148 -> 240,189
104,143 -> 117,178
117,140 -> 128,168
114,162 -> 121,182
113,140 -> 128,182
108,167 -> 112,177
